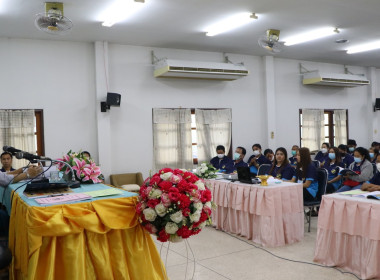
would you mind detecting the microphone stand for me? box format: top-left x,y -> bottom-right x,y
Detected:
36,159 -> 80,188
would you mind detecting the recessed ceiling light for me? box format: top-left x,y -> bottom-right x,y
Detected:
335,39 -> 349,44
100,0 -> 146,27
283,27 -> 339,46
205,12 -> 258,37
346,41 -> 380,54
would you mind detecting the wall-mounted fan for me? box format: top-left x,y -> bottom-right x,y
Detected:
258,29 -> 285,54
35,2 -> 73,35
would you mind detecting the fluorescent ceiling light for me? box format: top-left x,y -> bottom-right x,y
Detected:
100,0 -> 145,27
284,27 -> 339,46
205,12 -> 258,37
346,41 -> 380,54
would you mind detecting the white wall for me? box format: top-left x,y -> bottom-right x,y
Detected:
0,38 -> 97,160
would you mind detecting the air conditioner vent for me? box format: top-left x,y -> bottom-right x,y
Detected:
303,71 -> 370,87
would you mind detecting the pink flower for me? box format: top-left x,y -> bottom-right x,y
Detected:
170,174 -> 182,184
161,193 -> 171,207
144,223 -> 157,234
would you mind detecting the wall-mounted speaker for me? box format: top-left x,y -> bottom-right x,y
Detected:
107,92 -> 121,106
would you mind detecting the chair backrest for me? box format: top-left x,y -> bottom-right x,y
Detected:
316,168 -> 328,201
312,160 -> 320,168
258,164 -> 272,175
109,172 -> 144,187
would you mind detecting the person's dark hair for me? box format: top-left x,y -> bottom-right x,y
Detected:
252,144 -> 261,150
237,146 -> 246,155
296,147 -> 312,179
216,145 -> 225,152
354,147 -> 370,161
1,152 -> 13,159
347,139 -> 357,146
322,142 -> 330,149
329,147 -> 341,164
338,144 -> 348,152
264,149 -> 274,156
292,145 -> 299,149
81,151 -> 91,158
269,147 -> 289,175
371,141 -> 378,148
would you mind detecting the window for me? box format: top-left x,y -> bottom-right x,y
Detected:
34,110 -> 45,156
299,109 -> 348,149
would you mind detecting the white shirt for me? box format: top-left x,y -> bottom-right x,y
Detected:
0,172 -> 14,187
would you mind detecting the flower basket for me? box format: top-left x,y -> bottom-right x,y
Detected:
56,150 -> 103,184
136,168 -> 213,243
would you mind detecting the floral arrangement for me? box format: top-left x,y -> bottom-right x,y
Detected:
56,150 -> 103,183
195,162 -> 217,179
136,168 -> 213,243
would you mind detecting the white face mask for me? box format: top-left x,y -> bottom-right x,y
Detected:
253,150 -> 260,156
217,154 -> 224,159
377,163 -> 380,172
321,148 -> 328,154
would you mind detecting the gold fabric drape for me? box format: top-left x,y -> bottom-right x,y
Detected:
8,193 -> 167,280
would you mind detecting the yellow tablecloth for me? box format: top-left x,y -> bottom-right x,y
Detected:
8,193 -> 167,280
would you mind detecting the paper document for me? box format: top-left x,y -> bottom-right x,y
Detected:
83,188 -> 123,198
35,193 -> 92,205
339,189 -> 368,196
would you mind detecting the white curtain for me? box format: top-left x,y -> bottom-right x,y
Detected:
301,109 -> 324,152
153,108 -> 193,171
334,109 -> 347,146
195,109 -> 232,164
0,110 -> 36,169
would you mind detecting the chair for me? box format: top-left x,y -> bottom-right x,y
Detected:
304,168 -> 328,232
257,164 -> 272,175
109,172 -> 144,192
0,238 -> 11,279
312,160 -> 320,168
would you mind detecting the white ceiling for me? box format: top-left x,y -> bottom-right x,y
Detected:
1,0 -> 380,68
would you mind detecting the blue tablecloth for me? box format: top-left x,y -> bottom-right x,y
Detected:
0,181 -> 137,215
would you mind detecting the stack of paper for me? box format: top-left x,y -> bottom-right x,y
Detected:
35,193 -> 92,205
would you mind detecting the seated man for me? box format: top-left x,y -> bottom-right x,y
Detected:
247,144 -> 271,175
289,145 -> 299,167
264,149 -> 274,162
210,145 -> 234,174
338,144 -> 354,168
0,152 -> 15,172
233,146 -> 248,170
1,165 -> 43,186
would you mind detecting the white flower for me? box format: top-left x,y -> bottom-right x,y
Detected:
194,180 -> 206,190
155,203 -> 167,217
204,201 -> 212,209
160,172 -> 173,181
189,212 -> 201,223
148,189 -> 162,199
201,163 -> 207,167
143,208 -> 157,222
165,222 -> 179,234
170,211 -> 183,223
193,202 -> 203,211
201,167 -> 207,173
169,235 -> 183,243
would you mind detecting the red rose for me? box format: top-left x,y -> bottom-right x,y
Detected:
176,226 -> 193,238
168,192 -> 180,202
182,208 -> 190,217
177,180 -> 189,192
158,181 -> 173,192
191,228 -> 201,235
135,202 -> 146,214
147,199 -> 160,208
199,211 -> 208,223
157,229 -> 170,242
178,194 -> 191,209
159,168 -> 174,174
185,183 -> 197,192
144,223 -> 157,234
203,206 -> 211,216
149,175 -> 161,186
173,169 -> 185,176
201,189 -> 212,203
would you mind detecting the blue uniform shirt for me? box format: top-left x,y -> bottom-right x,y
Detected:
0,167 -> 15,172
210,156 -> 234,174
247,154 -> 271,166
315,151 -> 329,167
289,156 -> 297,167
234,160 -> 248,171
370,172 -> 380,185
271,163 -> 295,181
325,161 -> 344,191
293,163 -> 318,198
341,154 -> 354,168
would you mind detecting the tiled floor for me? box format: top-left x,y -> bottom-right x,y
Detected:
154,216 -> 360,280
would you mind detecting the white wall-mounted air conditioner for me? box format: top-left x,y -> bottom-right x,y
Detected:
154,59 -> 249,81
303,71 -> 370,87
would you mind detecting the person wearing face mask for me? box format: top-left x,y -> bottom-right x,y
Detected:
289,145 -> 299,167
361,154 -> 380,191
233,146 -> 248,170
368,147 -> 379,164
314,142 -> 330,167
336,147 -> 373,192
210,145 -> 234,174
325,147 -> 344,193
247,144 -> 272,175
347,139 -> 357,155
338,144 -> 354,168
268,147 -> 294,180
264,149 -> 274,162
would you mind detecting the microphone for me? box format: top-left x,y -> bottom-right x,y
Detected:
15,152 -> 51,161
3,146 -> 22,155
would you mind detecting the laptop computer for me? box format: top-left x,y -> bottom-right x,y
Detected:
237,167 -> 257,184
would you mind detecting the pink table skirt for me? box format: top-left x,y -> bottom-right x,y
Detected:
207,180 -> 304,247
314,194 -> 380,279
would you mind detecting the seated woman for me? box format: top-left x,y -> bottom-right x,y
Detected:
325,147 -> 344,193
314,142 -> 330,167
268,147 -> 294,181
369,147 -> 379,164
247,144 -> 271,175
289,145 -> 299,168
336,147 -> 374,192
291,147 -> 318,202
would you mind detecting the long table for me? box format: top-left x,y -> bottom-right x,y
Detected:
208,179 -> 304,247
314,193 -> 380,279
0,182 -> 167,280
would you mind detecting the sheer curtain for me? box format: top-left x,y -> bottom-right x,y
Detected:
301,109 -> 324,152
334,109 -> 347,146
195,109 -> 232,164
0,110 -> 36,169
153,108 -> 193,171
